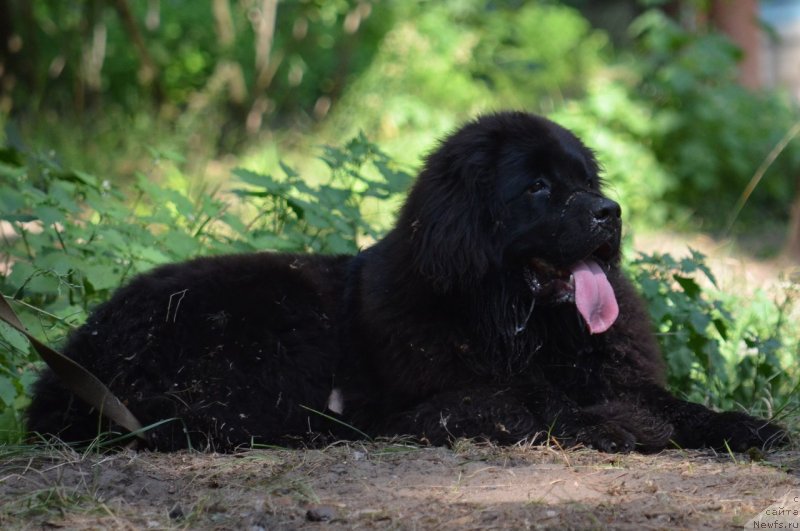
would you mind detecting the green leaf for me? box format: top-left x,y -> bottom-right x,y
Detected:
33,205 -> 64,226
711,317 -> 728,340
0,147 -> 23,166
0,321 -> 29,352
162,189 -> 196,220
96,228 -> 129,250
58,170 -> 99,188
688,309 -> 711,335
0,406 -> 21,440
318,185 -> 352,205
220,213 -> 248,235
36,252 -> 78,276
232,168 -> 283,189
0,162 -> 25,179
250,234 -> 303,252
8,266 -> 60,296
230,188 -> 276,199
0,375 -> 17,407
374,160 -> 413,192
285,198 -> 305,220
82,263 -> 121,292
5,262 -> 35,292
688,248 -> 718,287
673,275 -> 701,299
163,232 -> 201,258
279,161 -> 299,179
324,232 -> 356,254
0,214 -> 37,223
133,246 -> 171,265
146,146 -> 186,163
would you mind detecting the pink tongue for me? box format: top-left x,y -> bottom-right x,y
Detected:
571,260 -> 619,334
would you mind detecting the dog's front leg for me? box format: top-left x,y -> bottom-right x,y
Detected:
622,382 -> 787,451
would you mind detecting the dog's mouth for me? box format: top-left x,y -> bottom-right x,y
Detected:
524,245 -> 619,335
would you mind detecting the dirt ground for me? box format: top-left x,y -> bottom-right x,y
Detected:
0,442 -> 798,530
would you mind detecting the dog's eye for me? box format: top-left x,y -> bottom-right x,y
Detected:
526,179 -> 550,195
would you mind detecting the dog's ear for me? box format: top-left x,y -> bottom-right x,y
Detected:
401,151 -> 499,292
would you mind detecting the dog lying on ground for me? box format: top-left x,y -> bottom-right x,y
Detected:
27,112 -> 786,452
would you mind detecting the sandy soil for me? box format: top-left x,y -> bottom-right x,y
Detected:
1,442 -> 798,530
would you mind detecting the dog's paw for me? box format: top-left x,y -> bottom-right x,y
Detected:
576,422 -> 636,453
707,412 -> 788,452
573,402 -> 674,453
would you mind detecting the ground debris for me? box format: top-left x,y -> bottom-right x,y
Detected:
306,505 -> 336,522
0,443 -> 797,529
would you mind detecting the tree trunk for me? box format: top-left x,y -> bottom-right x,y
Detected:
111,0 -> 164,104
784,176 -> 800,261
710,0 -> 761,90
246,0 -> 278,133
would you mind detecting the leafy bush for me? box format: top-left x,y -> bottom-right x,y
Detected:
631,250 -> 799,421
467,1 -> 609,104
5,1 -> 391,120
630,10 -> 800,228
324,0 -> 609,160
0,136 -> 411,441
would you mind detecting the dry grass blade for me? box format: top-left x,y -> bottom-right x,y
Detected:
726,120 -> 800,235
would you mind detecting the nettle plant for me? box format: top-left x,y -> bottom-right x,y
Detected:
0,135 -> 411,440
631,250 -> 798,419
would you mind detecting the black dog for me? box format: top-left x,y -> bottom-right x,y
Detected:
27,112 -> 785,452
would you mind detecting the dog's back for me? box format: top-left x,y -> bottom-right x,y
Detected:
26,252 -> 352,451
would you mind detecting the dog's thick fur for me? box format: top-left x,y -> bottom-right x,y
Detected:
27,112 -> 785,452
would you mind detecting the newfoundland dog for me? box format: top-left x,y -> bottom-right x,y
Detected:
27,112 -> 785,453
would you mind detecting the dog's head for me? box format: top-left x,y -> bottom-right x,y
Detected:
401,111 -> 622,333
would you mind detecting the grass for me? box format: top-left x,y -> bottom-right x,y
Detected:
298,404 -> 373,441
0,441 -> 116,527
7,486 -> 105,521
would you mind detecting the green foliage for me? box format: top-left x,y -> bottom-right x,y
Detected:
6,1 -> 390,117
631,251 -> 799,419
230,133 -> 411,254
325,0 -> 609,159
469,1 -> 609,102
0,136 -> 411,441
630,10 -> 800,227
632,250 -> 733,402
1,0 -> 395,171
6,1 -> 800,234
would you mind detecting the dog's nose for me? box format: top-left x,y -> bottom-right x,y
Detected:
592,197 -> 621,222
